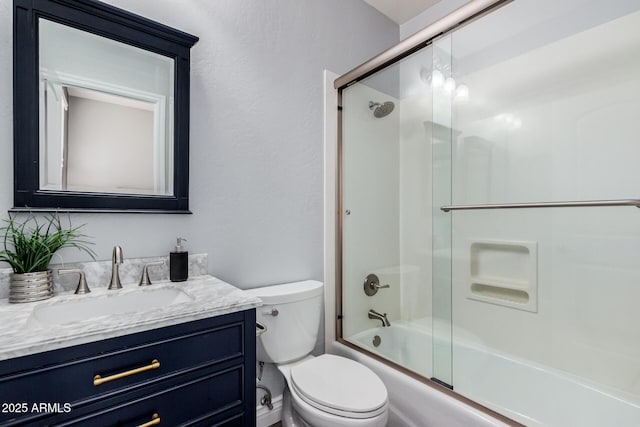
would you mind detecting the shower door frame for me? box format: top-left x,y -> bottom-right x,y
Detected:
333,0 -> 521,425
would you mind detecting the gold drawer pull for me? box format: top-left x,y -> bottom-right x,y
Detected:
136,413 -> 160,427
93,359 -> 160,386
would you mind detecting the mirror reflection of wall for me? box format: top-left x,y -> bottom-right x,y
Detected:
38,18 -> 175,196
67,88 -> 155,194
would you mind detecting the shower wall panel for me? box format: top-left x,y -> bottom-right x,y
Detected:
341,83 -> 401,338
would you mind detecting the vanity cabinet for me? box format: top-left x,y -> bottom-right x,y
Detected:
0,310 -> 256,426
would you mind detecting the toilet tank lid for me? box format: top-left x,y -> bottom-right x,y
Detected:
244,280 -> 323,304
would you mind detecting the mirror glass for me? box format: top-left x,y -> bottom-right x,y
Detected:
38,18 -> 175,196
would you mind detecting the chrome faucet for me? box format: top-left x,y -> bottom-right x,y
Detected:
368,309 -> 391,327
107,246 -> 123,290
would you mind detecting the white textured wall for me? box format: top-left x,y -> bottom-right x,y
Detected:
400,0 -> 466,40
0,0 -> 398,288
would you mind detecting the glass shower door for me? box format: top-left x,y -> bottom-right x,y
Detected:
439,0 -> 640,424
431,34 -> 454,387
340,43 -> 452,383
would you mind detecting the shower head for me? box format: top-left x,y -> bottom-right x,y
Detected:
369,101 -> 395,118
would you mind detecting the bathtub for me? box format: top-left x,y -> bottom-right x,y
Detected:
351,322 -> 433,379
333,322 -> 640,427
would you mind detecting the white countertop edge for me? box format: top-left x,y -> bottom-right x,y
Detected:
0,275 -> 262,361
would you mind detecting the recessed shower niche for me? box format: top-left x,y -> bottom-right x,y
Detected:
468,240 -> 538,312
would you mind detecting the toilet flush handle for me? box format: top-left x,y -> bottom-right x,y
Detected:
263,308 -> 279,316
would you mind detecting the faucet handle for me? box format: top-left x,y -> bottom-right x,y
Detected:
363,273 -> 390,296
139,261 -> 164,287
58,268 -> 91,294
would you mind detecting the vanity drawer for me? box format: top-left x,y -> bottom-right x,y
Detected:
0,313 -> 248,422
23,364 -> 245,427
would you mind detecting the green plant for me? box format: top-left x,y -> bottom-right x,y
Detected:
0,213 -> 96,274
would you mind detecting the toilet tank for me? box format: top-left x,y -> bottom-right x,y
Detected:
246,281 -> 323,364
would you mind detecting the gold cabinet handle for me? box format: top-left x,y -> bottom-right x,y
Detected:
136,413 -> 160,427
93,359 -> 160,386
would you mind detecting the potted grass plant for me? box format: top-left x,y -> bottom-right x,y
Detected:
0,213 -> 96,303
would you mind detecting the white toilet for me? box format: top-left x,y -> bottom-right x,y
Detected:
247,281 -> 388,427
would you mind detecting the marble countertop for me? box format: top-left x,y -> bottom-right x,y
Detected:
0,275 -> 262,361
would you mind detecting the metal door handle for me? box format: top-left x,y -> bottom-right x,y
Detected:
93,359 -> 160,386
136,413 -> 160,427
263,308 -> 279,316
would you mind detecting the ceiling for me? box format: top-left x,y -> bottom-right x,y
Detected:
363,0 -> 442,24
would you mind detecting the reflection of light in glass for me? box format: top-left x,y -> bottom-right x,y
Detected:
431,69 -> 444,88
493,113 -> 522,130
455,84 -> 469,100
419,69 -> 470,100
443,77 -> 456,93
419,67 -> 431,85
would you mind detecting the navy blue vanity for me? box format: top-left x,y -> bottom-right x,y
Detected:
0,273 -> 261,427
0,310 -> 256,426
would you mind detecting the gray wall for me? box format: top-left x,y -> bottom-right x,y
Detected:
0,0 -> 398,288
400,0 -> 466,40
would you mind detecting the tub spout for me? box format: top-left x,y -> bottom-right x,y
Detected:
368,309 -> 391,327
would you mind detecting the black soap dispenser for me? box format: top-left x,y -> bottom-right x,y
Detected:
170,237 -> 188,282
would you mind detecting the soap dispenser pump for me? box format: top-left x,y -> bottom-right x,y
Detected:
170,237 -> 188,282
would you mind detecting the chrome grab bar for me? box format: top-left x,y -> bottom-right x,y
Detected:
440,199 -> 640,212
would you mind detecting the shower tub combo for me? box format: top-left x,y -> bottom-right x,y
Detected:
331,0 -> 640,425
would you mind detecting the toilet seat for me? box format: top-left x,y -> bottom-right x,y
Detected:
289,354 -> 387,419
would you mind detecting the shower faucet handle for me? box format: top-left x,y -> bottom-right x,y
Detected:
363,273 -> 390,296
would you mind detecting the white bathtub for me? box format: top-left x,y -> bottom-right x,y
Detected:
337,322 -> 640,427
351,322 -> 433,379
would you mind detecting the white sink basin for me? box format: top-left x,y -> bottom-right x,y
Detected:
30,287 -> 194,326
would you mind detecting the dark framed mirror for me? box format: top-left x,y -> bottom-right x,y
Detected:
13,0 -> 198,212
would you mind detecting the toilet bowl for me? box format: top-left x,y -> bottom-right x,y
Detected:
279,354 -> 388,427
246,281 -> 389,427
